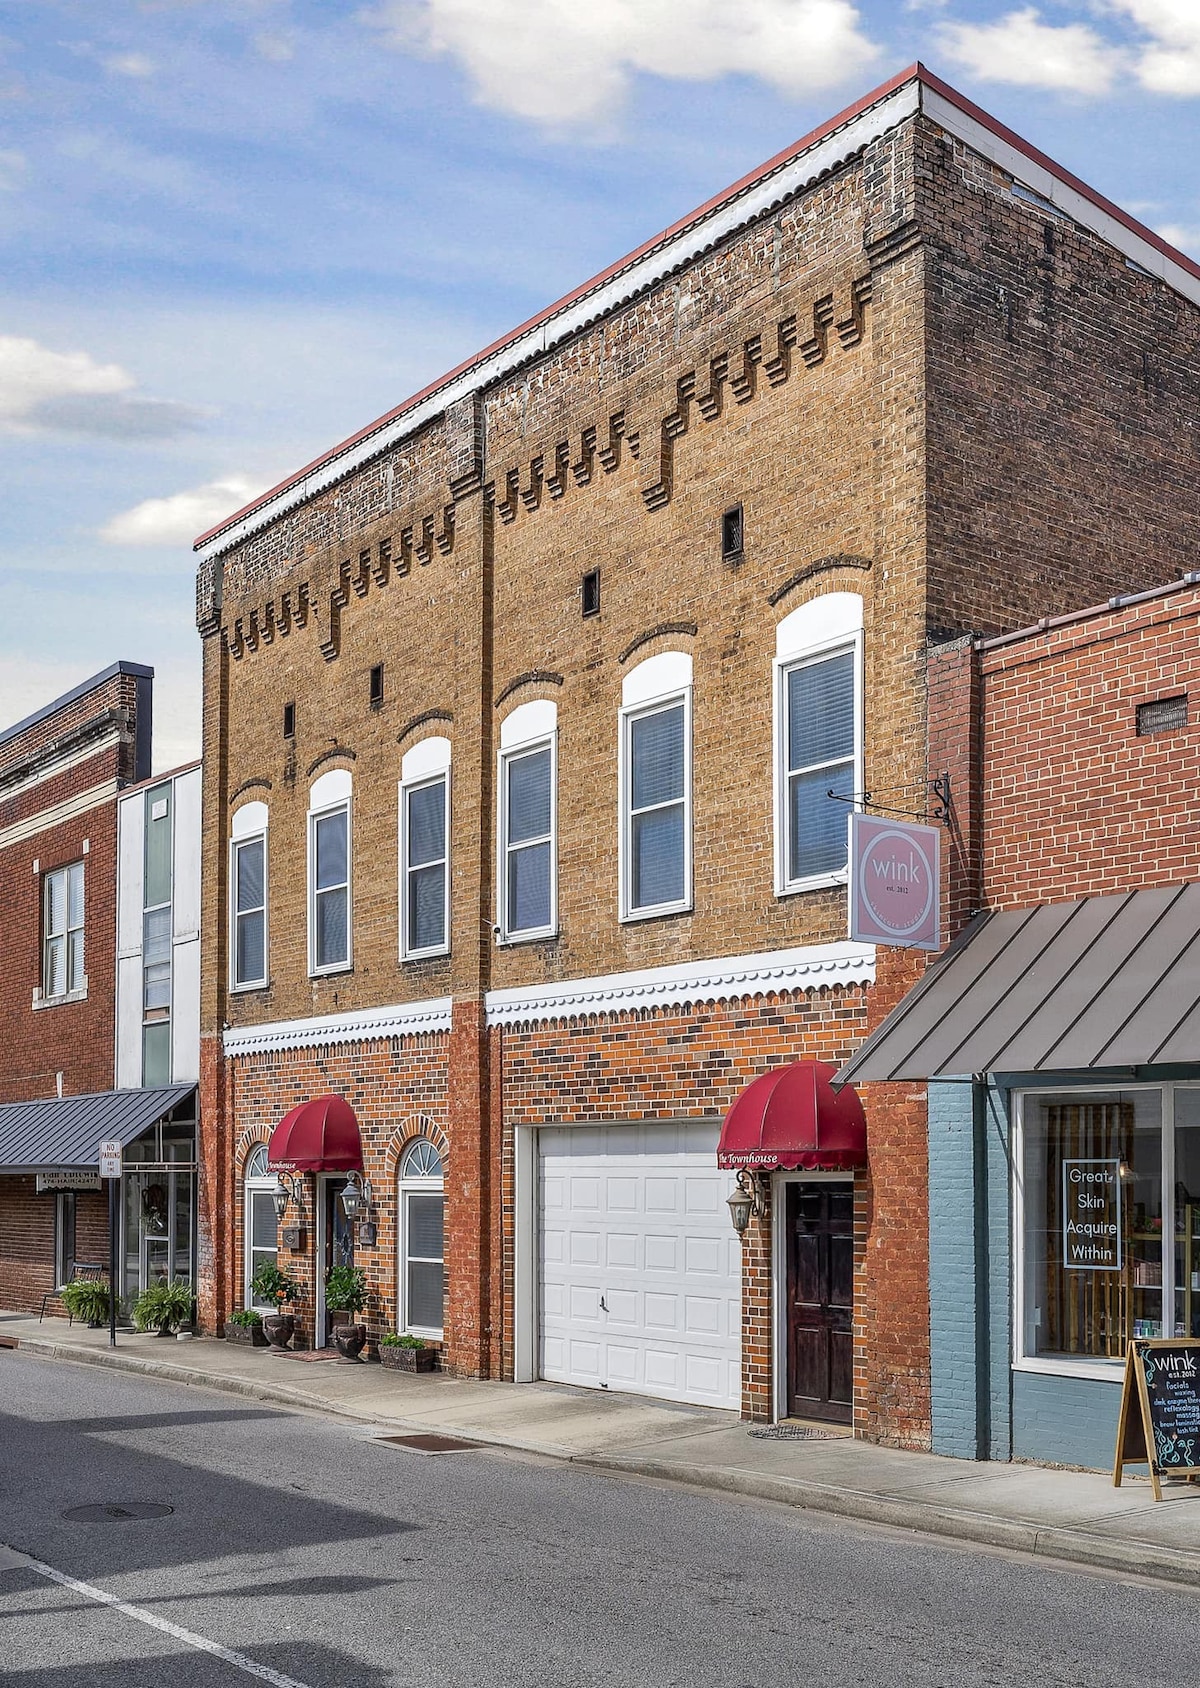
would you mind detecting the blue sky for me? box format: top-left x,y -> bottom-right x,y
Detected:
3,0 -> 1200,768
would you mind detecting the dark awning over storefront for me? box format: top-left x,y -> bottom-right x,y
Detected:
0,1084 -> 197,1174
268,1094 -> 363,1172
718,1061 -> 867,1170
836,884 -> 1200,1086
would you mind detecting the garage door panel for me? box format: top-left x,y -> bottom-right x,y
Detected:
539,1121 -> 740,1411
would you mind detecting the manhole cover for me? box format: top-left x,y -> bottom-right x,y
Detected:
746,1425 -> 842,1441
62,1503 -> 174,1522
377,1433 -> 481,1455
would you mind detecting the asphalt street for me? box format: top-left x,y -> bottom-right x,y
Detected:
1,1351 -> 1197,1688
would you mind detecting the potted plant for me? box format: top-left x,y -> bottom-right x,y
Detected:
250,1262 -> 300,1348
61,1278 -> 110,1329
225,1308 -> 267,1347
380,1332 -> 436,1373
132,1278 -> 195,1337
325,1264 -> 368,1362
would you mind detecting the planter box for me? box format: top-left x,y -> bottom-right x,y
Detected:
225,1322 -> 268,1347
381,1345 -> 436,1372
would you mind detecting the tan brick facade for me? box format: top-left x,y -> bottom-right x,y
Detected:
196,72 -> 1200,1444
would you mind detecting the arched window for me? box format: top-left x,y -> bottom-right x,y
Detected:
497,701 -> 557,943
620,651 -> 693,921
398,1138 -> 445,1336
230,801 -> 269,990
399,738 -> 451,960
308,768 -> 352,975
244,1143 -> 278,1309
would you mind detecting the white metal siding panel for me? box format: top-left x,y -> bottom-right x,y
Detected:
115,793 -> 144,958
115,955 -> 143,1088
538,1121 -> 740,1410
170,936 -> 200,1084
171,767 -> 202,943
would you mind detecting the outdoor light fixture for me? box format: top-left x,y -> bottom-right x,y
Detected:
727,1169 -> 765,1236
340,1170 -> 373,1223
272,1170 -> 301,1221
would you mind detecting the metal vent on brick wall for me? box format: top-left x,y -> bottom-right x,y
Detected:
1136,695 -> 1188,736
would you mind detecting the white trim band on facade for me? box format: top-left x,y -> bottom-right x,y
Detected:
0,778 -> 120,852
0,727 -> 123,808
485,941 -> 876,1028
197,82 -> 920,560
223,996 -> 453,1057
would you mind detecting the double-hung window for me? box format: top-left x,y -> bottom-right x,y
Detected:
498,700 -> 557,942
43,861 -> 85,999
399,738 -> 451,959
308,769 -> 352,974
620,651 -> 693,921
774,593 -> 863,893
230,802 -> 268,989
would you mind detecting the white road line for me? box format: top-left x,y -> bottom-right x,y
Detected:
0,1543 -> 312,1688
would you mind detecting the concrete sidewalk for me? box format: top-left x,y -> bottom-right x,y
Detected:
4,1311 -> 1199,1590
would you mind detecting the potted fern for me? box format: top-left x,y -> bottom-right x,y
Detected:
132,1278 -> 195,1337
325,1264 -> 368,1362
60,1278 -> 110,1329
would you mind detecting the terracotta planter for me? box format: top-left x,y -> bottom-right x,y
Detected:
331,1320 -> 367,1363
263,1313 -> 296,1350
381,1345 -> 436,1372
225,1322 -> 268,1348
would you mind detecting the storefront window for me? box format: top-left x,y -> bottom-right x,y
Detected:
1174,1091 -> 1200,1341
1019,1089 -> 1162,1363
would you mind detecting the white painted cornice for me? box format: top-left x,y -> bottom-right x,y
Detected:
484,941 -> 875,1029
223,996 -> 453,1057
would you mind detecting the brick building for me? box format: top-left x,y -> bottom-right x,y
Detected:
0,663 -> 202,1317
843,576 -> 1200,1466
195,64 -> 1200,1445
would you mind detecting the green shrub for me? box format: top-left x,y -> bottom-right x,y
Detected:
381,1332 -> 424,1349
325,1265 -> 368,1313
249,1261 -> 299,1305
132,1278 -> 194,1334
227,1308 -> 263,1328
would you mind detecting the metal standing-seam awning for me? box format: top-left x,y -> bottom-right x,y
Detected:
835,884 -> 1200,1087
0,1084 -> 197,1174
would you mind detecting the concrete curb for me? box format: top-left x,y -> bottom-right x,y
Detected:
15,1335 -> 1200,1592
577,1455 -> 1200,1590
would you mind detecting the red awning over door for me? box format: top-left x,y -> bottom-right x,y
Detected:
267,1094 -> 364,1172
717,1061 -> 867,1171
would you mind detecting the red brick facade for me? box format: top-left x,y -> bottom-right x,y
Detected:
0,662 -> 152,1312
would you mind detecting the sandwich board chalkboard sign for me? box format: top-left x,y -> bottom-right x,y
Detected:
1113,1338 -> 1200,1501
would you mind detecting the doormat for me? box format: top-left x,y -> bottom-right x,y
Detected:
746,1425 -> 844,1441
274,1348 -> 342,1362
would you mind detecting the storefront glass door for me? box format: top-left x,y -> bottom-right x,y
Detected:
121,1169 -> 194,1302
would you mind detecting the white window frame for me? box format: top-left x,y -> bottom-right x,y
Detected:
42,860 -> 86,1002
229,802 -> 269,991
619,652 -> 693,923
773,593 -> 864,897
398,1139 -> 445,1339
497,699 -> 558,944
243,1143 -> 279,1311
399,737 -> 451,961
1011,1080 -> 1193,1384
307,769 -> 353,977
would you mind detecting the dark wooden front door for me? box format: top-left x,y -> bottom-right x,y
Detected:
786,1181 -> 854,1423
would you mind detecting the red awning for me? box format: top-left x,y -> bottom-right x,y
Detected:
718,1061 -> 867,1171
267,1094 -> 364,1173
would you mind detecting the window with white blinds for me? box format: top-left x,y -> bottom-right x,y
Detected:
620,652 -> 693,921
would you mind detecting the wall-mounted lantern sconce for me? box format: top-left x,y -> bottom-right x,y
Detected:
272,1170 -> 302,1222
726,1168 -> 766,1237
340,1170 -> 373,1224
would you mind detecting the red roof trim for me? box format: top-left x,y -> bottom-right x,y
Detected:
195,61 -> 1200,554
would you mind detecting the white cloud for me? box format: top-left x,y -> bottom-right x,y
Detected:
1154,221 -> 1200,256
937,7 -> 1121,95
364,0 -> 881,127
1108,1 -> 1200,95
103,52 -> 156,78
100,475 -> 267,548
0,334 -> 203,440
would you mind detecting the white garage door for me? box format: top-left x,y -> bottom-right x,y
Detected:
538,1120 -> 741,1410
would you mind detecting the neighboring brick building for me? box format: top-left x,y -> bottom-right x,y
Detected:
195,64 -> 1200,1445
0,664 -> 203,1318
845,575 -> 1200,1466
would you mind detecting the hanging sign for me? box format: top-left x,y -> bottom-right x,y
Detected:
98,1140 -> 123,1180
848,813 -> 941,951
1113,1339 -> 1200,1501
1062,1158 -> 1123,1271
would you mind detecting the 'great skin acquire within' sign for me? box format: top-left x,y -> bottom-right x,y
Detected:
1062,1157 -> 1123,1271
848,813 -> 941,951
